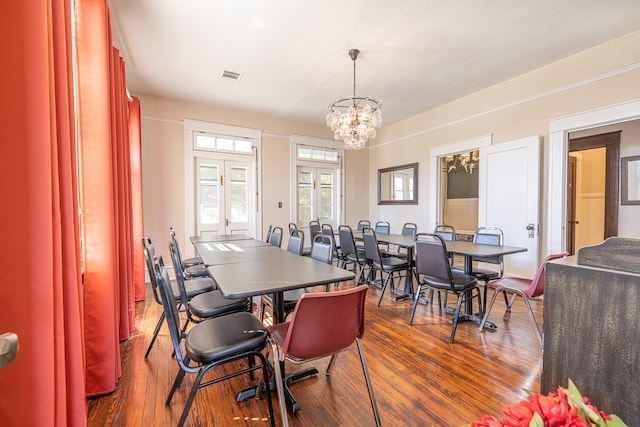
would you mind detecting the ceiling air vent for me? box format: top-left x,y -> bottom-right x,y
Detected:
221,70 -> 242,82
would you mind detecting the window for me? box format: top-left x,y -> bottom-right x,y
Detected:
195,133 -> 253,154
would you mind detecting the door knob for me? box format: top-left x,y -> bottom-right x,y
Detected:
526,223 -> 535,238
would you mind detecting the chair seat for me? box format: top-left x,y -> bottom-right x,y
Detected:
182,256 -> 203,267
183,277 -> 215,298
486,276 -> 534,295
471,266 -> 501,281
189,290 -> 251,318
347,253 -> 365,264
185,312 -> 268,364
185,263 -> 210,278
423,270 -> 477,292
372,255 -> 410,271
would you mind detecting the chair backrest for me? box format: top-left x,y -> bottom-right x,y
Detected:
338,225 -> 357,256
357,220 -> 371,232
286,229 -> 304,256
401,223 -> 417,237
414,233 -> 455,289
473,226 -> 504,266
142,236 -> 163,305
278,285 -> 368,361
265,224 -> 273,243
526,253 -> 568,298
154,257 -> 186,360
321,224 -> 339,256
310,234 -> 332,264
309,220 -> 321,240
362,228 -> 383,265
288,223 -> 298,235
374,221 -> 390,234
270,226 -> 284,248
168,242 -> 190,305
169,227 -> 186,268
434,224 -> 456,241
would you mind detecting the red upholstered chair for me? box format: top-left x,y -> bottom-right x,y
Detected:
267,285 -> 381,427
479,252 -> 568,347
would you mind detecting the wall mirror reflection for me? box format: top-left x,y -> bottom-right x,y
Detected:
378,163 -> 418,205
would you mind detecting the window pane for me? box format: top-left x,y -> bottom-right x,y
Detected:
298,171 -> 312,185
200,164 -> 218,181
200,204 -> 219,224
235,139 -> 252,153
319,205 -> 332,220
298,205 -> 312,222
325,151 -> 338,161
217,137 -> 234,151
320,188 -> 332,205
298,147 -> 312,159
229,167 -> 247,183
320,173 -> 332,186
312,149 -> 324,160
195,134 -> 215,149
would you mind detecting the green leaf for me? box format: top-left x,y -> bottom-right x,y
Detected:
606,414 -> 629,427
529,412 -> 544,427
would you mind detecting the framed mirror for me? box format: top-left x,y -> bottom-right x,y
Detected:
378,162 -> 419,205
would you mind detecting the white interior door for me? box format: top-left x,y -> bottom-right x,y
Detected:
479,135 -> 540,278
197,158 -> 253,236
297,166 -> 338,228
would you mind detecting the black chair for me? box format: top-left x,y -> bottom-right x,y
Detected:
308,220 -> 321,241
269,226 -> 284,248
374,221 -> 390,233
362,228 -> 411,306
169,228 -> 210,279
170,227 -> 202,267
387,222 -> 417,258
338,225 -> 368,284
154,262 -> 276,427
321,223 -> 343,266
268,285 -> 381,426
409,233 -> 481,343
472,227 -> 505,309
168,242 -> 251,328
357,220 -> 371,231
260,234 -> 333,321
142,236 -> 213,359
264,224 -> 273,243
286,229 -> 304,256
288,222 -> 297,235
434,224 -> 456,241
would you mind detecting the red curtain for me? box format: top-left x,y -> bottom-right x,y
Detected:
76,0 -> 140,395
0,1 -> 86,426
129,97 -> 146,302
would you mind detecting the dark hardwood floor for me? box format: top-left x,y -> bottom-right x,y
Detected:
87,279 -> 543,426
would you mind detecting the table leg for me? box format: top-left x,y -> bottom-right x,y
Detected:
393,247 -> 414,301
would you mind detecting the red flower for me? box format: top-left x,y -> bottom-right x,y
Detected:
470,414 -> 503,427
501,401 -> 534,427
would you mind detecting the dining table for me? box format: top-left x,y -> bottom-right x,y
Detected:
193,235 -> 355,410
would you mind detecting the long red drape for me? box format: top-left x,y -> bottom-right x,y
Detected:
0,1 -> 86,426
76,0 -> 141,395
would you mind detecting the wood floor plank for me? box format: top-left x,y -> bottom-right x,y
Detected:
87,279 -> 543,426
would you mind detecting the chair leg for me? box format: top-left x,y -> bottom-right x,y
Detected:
376,271 -> 392,306
269,339 -> 289,427
449,294 -> 465,343
177,368 -> 208,427
356,338 -> 382,427
503,292 -> 516,320
479,287 -> 501,330
520,293 -> 544,348
145,312 -> 165,359
326,354 -> 338,375
408,283 -> 423,325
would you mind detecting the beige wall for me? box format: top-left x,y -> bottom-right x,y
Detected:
139,29 -> 640,262
367,29 -> 640,243
139,95 -> 351,255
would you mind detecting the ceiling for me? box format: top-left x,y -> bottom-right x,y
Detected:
109,0 -> 640,128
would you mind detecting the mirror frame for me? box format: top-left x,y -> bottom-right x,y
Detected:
377,162 -> 419,205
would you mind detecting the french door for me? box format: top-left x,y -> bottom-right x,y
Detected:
296,166 -> 338,228
196,158 -> 253,236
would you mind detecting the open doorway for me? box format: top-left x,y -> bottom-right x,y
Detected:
566,131 -> 620,254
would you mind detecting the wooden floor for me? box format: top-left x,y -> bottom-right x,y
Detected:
87,278 -> 544,427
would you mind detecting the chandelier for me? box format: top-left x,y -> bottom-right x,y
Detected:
326,49 -> 382,150
445,151 -> 479,174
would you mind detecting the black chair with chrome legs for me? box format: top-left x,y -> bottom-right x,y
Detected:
362,228 -> 411,306
155,261 -> 276,427
410,233 -> 481,343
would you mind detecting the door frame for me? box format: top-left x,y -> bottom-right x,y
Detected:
184,119 -> 262,258
428,134 -> 492,232
546,99 -> 640,256
568,131 -> 620,240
